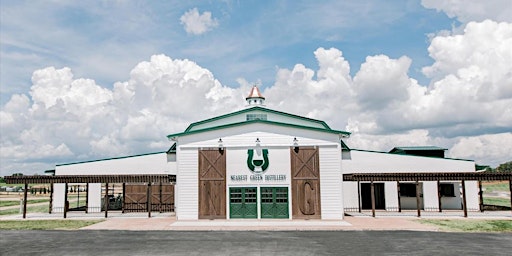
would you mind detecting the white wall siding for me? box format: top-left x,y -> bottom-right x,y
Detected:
342,182 -> 359,211
319,146 -> 344,220
465,181 -> 480,211
55,152 -> 174,175
343,150 -> 475,173
384,182 -> 399,211
423,181 -> 440,211
52,184 -> 66,213
189,109 -> 326,131
176,148 -> 199,220
179,124 -> 340,149
88,183 -> 102,213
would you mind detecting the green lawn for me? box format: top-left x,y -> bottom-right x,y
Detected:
484,197 -> 511,207
0,199 -> 49,207
0,219 -> 103,230
0,203 -> 50,216
419,219 -> 512,232
482,181 -> 509,193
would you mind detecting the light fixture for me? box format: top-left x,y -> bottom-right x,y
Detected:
255,138 -> 260,143
218,138 -> 223,150
293,137 -> 299,150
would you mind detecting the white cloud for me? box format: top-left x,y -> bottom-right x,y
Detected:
450,133 -> 512,166
421,0 -> 512,23
0,54 -> 241,176
2,20 -> 511,175
180,8 -> 219,35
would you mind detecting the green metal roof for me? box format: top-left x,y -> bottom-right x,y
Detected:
184,106 -> 332,132
56,151 -> 167,166
350,148 -> 474,162
389,146 -> 447,152
167,119 -> 350,139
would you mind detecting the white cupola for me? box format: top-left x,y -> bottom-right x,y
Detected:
245,85 -> 265,107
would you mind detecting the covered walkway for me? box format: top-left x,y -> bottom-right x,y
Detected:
343,172 -> 512,217
3,174 -> 176,219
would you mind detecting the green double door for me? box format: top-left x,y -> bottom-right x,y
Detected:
261,187 -> 289,219
229,187 -> 289,219
229,187 -> 257,218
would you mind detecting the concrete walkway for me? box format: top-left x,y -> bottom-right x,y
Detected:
2,211 -> 511,231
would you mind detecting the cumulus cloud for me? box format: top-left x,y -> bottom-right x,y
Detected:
450,133 -> 512,165
180,8 -> 219,35
2,20 -> 511,176
421,0 -> 512,23
0,55 -> 242,175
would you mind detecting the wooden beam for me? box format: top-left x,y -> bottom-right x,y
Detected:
509,179 -> 512,215
461,180 -> 468,218
478,181 -> 484,212
77,185 -> 80,209
104,183 -> 109,218
159,182 -> 163,213
4,174 -> 176,184
357,181 -> 361,213
64,183 -> 68,219
147,183 -> 152,218
437,180 -> 442,212
23,183 -> 28,219
416,180 -> 421,217
396,181 -> 401,212
48,183 -> 53,214
85,183 -> 89,213
122,183 -> 126,214
343,172 -> 512,182
371,181 -> 376,217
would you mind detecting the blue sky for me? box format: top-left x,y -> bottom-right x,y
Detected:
1,0 -> 455,100
1,0 -> 511,175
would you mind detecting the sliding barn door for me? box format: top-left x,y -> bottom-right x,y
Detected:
198,148 -> 226,219
291,147 -> 321,219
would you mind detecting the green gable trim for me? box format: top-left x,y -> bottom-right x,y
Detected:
166,143 -> 177,153
350,149 -> 474,162
56,151 -> 167,166
168,119 -> 350,139
184,106 -> 331,132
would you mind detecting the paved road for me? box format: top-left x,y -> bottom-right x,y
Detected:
1,230 -> 511,255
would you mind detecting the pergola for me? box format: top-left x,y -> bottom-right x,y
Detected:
4,174 -> 176,219
343,172 -> 512,217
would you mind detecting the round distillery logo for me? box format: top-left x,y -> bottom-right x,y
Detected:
247,148 -> 269,174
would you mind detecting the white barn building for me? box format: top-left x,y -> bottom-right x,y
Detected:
52,86 -> 480,220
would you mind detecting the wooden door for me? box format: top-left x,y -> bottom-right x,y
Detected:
291,147 -> 321,219
198,148 -> 226,219
124,184 -> 147,212
124,184 -> 175,212
150,184 -> 175,212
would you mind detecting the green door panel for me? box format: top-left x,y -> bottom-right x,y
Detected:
261,187 -> 289,219
229,187 -> 257,219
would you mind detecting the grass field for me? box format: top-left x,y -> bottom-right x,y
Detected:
484,197 -> 511,207
0,219 -> 104,230
482,181 -> 510,193
0,199 -> 49,207
419,219 -> 512,232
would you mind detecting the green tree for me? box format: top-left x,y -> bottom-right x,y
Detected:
495,161 -> 512,173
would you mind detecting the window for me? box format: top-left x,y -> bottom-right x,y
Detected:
399,183 -> 418,197
440,183 -> 456,197
246,114 -> 267,121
